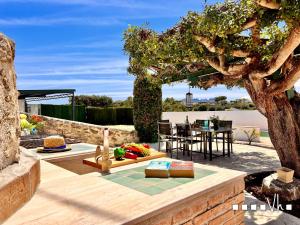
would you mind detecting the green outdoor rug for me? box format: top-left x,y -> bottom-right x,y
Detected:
103,165 -> 217,195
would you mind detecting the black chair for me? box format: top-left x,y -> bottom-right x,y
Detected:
159,119 -> 170,123
157,122 -> 176,157
216,120 -> 233,154
193,120 -> 210,153
175,123 -> 203,160
175,123 -> 191,159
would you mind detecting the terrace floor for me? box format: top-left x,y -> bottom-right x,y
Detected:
154,141 -> 300,225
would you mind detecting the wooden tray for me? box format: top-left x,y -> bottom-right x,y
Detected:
83,149 -> 166,170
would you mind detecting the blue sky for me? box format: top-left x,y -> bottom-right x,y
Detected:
1,0 -> 256,102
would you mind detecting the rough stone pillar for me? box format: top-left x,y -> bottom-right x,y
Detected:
0,33 -> 20,170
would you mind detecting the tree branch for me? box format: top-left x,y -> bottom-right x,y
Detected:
197,72 -> 241,89
243,18 -> 258,30
206,58 -> 247,77
251,26 -> 300,79
194,36 -> 251,57
255,0 -> 280,9
268,59 -> 300,94
244,79 -> 267,115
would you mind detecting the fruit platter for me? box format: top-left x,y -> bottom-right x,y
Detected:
113,143 -> 151,160
83,143 -> 166,170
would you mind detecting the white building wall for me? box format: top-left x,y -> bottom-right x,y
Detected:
27,104 -> 41,115
18,99 -> 25,112
162,110 -> 268,130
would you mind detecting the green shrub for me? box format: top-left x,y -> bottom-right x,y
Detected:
86,107 -> 117,125
115,108 -> 133,124
163,98 -> 186,112
74,95 -> 113,107
209,106 -> 216,111
216,105 -> 224,111
86,107 -> 133,125
133,75 -> 162,142
193,104 -> 208,111
41,104 -> 86,122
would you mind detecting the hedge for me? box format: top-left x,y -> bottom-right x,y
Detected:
133,75 -> 162,142
86,107 -> 133,125
41,104 -> 133,125
41,104 -> 86,122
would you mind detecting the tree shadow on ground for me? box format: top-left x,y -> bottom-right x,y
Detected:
151,142 -> 281,174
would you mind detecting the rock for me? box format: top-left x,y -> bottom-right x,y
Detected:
0,33 -> 20,170
262,173 -> 300,201
0,148 -> 40,223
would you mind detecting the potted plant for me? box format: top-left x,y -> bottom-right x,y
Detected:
210,115 -> 220,130
277,167 -> 294,183
29,114 -> 45,134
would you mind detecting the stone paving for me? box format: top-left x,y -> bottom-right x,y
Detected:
151,141 -> 300,225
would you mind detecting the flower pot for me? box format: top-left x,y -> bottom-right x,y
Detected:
277,167 -> 294,183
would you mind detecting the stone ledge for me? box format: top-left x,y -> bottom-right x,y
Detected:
0,148 -> 40,223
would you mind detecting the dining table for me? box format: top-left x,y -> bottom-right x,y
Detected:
191,127 -> 233,161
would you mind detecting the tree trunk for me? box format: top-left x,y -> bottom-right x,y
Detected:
265,93 -> 300,178
245,79 -> 300,178
0,33 -> 20,170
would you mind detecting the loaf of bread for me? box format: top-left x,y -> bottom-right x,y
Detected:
44,136 -> 65,148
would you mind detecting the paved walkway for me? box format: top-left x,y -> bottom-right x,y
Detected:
152,141 -> 300,225
151,142 -> 280,174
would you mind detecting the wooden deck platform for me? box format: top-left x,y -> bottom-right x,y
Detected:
4,158 -> 246,225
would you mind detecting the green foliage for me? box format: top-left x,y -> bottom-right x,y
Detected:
193,104 -> 208,111
41,104 -> 86,122
123,0 -> 298,88
215,96 -> 227,102
112,97 -> 133,108
86,107 -> 133,125
230,98 -> 256,110
163,98 -> 187,112
209,105 -> 216,111
115,108 -> 134,125
133,75 -> 162,142
243,128 -> 260,145
74,95 -> 113,107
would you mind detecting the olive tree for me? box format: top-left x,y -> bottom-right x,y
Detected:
124,0 -> 300,177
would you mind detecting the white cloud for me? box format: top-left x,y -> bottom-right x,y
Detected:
16,58 -> 129,77
18,78 -> 132,87
0,17 -> 123,26
0,0 -> 164,9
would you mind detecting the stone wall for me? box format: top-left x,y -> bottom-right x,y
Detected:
0,33 -> 20,170
0,149 -> 40,223
138,178 -> 245,225
41,116 -> 139,146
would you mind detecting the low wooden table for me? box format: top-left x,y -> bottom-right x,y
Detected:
83,149 -> 166,170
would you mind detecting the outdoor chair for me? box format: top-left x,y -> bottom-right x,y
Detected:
193,120 -> 210,153
216,120 -> 233,154
159,119 -> 170,123
157,122 -> 176,157
175,123 -> 201,160
175,123 -> 192,160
